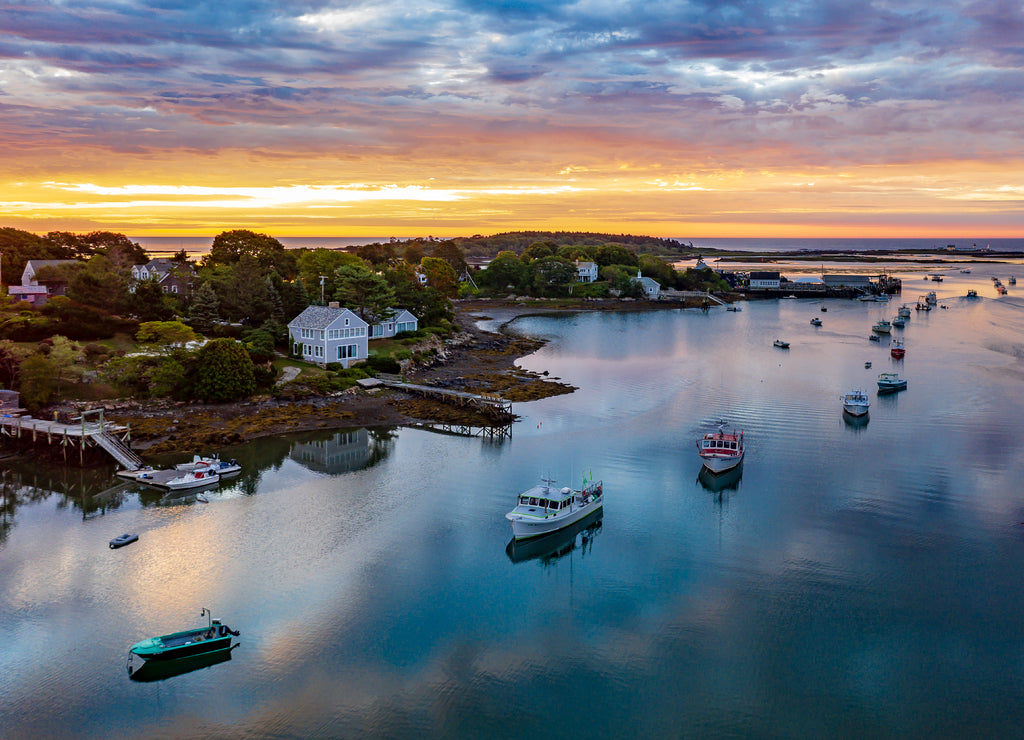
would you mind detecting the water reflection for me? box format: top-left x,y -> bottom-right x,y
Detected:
505,511 -> 603,565
288,428 -> 396,474
127,647 -> 235,683
697,463 -> 744,493
842,411 -> 870,431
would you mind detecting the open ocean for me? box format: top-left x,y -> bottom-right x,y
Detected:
132,236 -> 1024,256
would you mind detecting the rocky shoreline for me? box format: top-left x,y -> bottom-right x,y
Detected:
101,300 -> 590,455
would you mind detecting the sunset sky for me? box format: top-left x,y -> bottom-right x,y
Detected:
2,0 -> 1022,238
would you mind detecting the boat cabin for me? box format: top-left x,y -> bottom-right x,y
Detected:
700,435 -> 742,455
518,486 -> 575,511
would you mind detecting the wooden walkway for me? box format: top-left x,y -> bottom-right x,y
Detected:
376,375 -> 513,422
1,411 -> 141,468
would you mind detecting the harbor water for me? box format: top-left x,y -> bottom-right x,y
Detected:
3,270 -> 1024,737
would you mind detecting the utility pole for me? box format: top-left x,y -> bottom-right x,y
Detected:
319,275 -> 325,305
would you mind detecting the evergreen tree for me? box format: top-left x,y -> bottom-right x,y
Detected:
188,282 -> 221,333
187,338 -> 256,402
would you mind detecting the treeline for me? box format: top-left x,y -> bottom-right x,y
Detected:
351,231 -> 692,263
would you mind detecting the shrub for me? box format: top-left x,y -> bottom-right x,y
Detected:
83,342 -> 108,359
363,355 -> 401,374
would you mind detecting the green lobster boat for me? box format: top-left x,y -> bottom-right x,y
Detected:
129,608 -> 239,664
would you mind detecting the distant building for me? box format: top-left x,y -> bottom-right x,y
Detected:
633,270 -> 662,299
748,271 -> 781,289
369,309 -> 418,339
287,303 -> 368,368
575,260 -> 599,283
131,258 -> 196,295
821,274 -> 871,290
7,259 -> 78,306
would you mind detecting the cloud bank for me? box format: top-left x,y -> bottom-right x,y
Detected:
1,0 -> 1022,235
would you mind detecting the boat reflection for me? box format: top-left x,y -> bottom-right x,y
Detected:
843,411 -> 870,431
127,646 -> 235,682
697,463 -> 743,493
505,511 -> 603,565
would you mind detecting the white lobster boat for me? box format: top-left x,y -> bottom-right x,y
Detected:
506,476 -> 604,541
841,390 -> 870,417
164,468 -> 220,490
696,426 -> 744,474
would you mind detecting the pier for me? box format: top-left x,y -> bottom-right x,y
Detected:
0,409 -> 142,469
375,375 -> 514,423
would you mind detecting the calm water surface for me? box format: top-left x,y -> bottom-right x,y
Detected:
4,271 -> 1024,738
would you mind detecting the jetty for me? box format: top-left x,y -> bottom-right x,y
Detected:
0,409 -> 142,469
374,375 -> 514,423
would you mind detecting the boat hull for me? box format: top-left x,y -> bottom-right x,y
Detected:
700,452 -> 744,474
507,498 -> 604,541
130,626 -> 236,662
843,404 -> 869,417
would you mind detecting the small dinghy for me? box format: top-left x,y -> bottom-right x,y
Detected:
109,533 -> 139,549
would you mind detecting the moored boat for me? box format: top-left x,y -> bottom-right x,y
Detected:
773,339 -> 790,348
898,304 -> 911,317
997,284 -> 1007,295
1011,277 -> 1017,285
175,455 -> 242,478
891,315 -> 905,328
164,469 -> 219,490
966,289 -> 978,298
506,475 -> 604,541
128,609 -> 240,665
810,317 -> 822,326
696,425 -> 744,474
877,372 -> 908,393
841,390 -> 870,417
109,533 -> 139,549
926,291 -> 937,305
890,339 -> 905,359
872,319 -> 892,334
869,334 -> 880,342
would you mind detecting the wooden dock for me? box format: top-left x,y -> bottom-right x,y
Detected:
0,410 -> 142,468
376,375 -> 514,422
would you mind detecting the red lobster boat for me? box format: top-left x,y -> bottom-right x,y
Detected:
890,339 -> 905,359
696,424 -> 744,474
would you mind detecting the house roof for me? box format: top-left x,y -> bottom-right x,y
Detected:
288,305 -> 368,330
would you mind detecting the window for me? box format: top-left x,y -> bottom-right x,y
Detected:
338,344 -> 358,359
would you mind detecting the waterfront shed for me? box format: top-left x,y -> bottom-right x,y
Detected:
821,274 -> 872,290
748,271 -> 781,289
633,270 -> 662,299
287,304 -> 369,368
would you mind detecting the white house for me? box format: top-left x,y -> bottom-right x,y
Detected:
748,271 -> 781,289
7,259 -> 78,305
287,303 -> 369,368
633,270 -> 661,299
369,309 -> 419,339
575,260 -> 599,283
